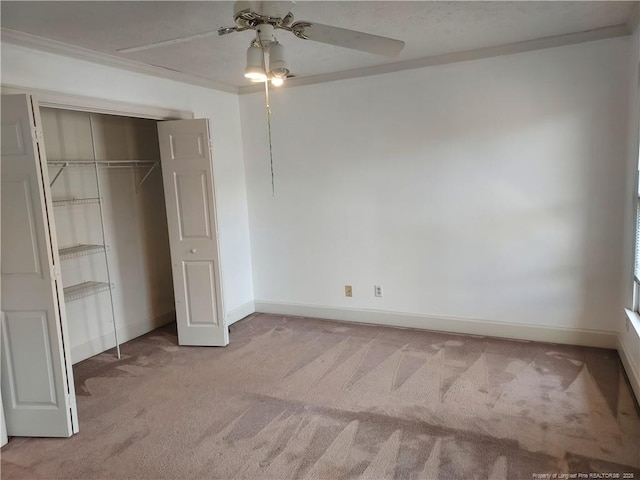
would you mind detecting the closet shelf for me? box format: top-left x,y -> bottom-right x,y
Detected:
52,197 -> 101,206
48,159 -> 158,166
59,244 -> 105,260
63,281 -> 111,302
48,160 -> 159,191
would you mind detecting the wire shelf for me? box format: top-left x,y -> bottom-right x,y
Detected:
47,160 -> 159,191
52,197 -> 101,206
63,281 -> 111,302
59,244 -> 106,260
48,159 -> 157,167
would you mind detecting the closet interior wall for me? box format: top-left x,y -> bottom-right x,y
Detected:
40,108 -> 175,364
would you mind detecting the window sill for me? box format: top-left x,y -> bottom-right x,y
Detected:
624,308 -> 640,338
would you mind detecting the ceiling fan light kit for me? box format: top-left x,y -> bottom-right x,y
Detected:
268,42 -> 289,78
244,42 -> 267,81
244,37 -> 289,85
270,76 -> 285,87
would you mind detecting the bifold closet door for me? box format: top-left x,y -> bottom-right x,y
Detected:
0,94 -> 78,437
157,119 -> 228,347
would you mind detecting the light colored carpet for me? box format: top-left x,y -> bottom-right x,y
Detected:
1,313 -> 639,479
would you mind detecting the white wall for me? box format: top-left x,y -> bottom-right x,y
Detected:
3,36 -> 634,350
1,43 -> 254,322
241,37 -> 630,340
620,25 -> 640,399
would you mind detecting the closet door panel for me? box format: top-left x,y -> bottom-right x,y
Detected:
1,180 -> 41,275
158,119 -> 227,347
0,94 -> 77,437
182,261 -> 218,326
2,311 -> 57,405
174,171 -> 212,239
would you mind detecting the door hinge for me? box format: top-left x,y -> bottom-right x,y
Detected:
51,265 -> 61,281
66,393 -> 76,407
208,139 -> 214,150
32,126 -> 44,144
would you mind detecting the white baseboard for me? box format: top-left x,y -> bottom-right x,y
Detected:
70,310 -> 175,364
254,301 -> 619,349
618,336 -> 640,404
620,310 -> 640,404
226,301 -> 256,326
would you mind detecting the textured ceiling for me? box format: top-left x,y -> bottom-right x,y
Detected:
1,1 -> 637,90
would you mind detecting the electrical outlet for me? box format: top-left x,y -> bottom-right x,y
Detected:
374,285 -> 383,297
345,285 -> 353,297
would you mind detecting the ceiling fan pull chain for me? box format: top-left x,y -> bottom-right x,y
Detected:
258,35 -> 275,196
264,78 -> 275,196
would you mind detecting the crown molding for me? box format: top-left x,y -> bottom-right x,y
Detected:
1,28 -> 239,95
239,24 -> 630,95
2,23 -> 631,98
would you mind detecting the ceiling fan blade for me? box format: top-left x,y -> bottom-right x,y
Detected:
117,30 -> 220,54
292,22 -> 404,57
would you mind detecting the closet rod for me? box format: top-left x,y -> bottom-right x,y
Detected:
89,116 -> 121,360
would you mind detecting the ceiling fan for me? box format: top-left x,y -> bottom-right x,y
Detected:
118,1 -> 405,85
118,1 -> 405,193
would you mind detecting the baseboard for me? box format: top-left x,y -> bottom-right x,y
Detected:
618,334 -> 640,405
70,310 -> 176,364
226,301 -> 256,326
254,301 -> 618,349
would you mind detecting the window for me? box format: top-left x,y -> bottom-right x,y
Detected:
635,173 -> 640,312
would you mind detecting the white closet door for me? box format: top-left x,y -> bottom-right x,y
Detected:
157,119 -> 228,346
1,94 -> 78,437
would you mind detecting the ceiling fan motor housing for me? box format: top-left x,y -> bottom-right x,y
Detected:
256,24 -> 276,46
232,0 -> 297,42
234,1 -> 289,18
223,0 -> 404,67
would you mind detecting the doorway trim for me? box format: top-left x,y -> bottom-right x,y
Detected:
1,84 -> 193,121
1,83 -> 228,347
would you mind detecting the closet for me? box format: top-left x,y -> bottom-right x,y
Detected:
40,108 -> 175,364
2,93 -> 227,437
